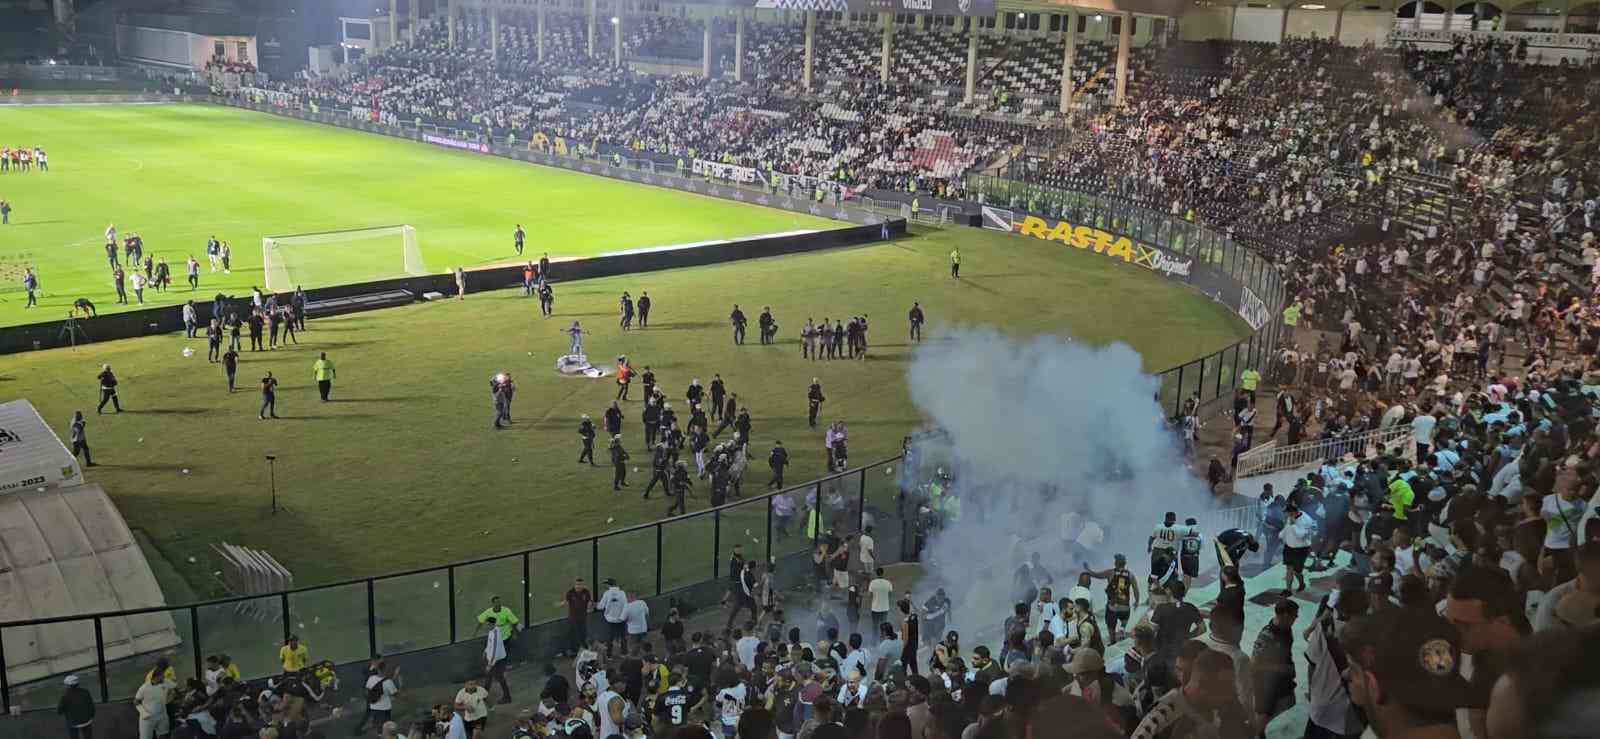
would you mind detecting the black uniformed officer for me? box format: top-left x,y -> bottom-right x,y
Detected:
729,304 -> 747,345
807,380 -> 825,428
609,435 -> 630,491
637,292 -> 652,327
643,442 -> 671,499
709,398 -> 731,438
643,399 -> 661,448
578,414 -> 597,465
641,366 -> 656,402
768,441 -> 789,489
758,307 -> 776,345
667,462 -> 692,516
709,375 -> 727,421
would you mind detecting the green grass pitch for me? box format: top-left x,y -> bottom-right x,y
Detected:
0,103 -> 836,326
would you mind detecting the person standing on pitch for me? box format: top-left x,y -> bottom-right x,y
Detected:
247,309 -> 264,351
615,356 -> 633,401
643,442 -> 670,499
206,319 -> 222,362
538,281 -> 554,316
539,252 -> 550,279
578,414 -> 597,465
186,255 -> 199,290
758,307 -> 776,345
259,371 -> 279,420
491,373 -> 513,429
609,435 -> 630,491
565,321 -> 585,355
949,248 -> 960,278
113,266 -> 127,304
637,292 -> 651,328
513,224 -> 525,256
312,352 -> 336,401
729,304 -> 747,345
182,300 -> 198,338
455,266 -> 467,300
709,374 -> 726,422
908,302 -> 925,342
620,292 -> 634,332
801,318 -> 816,358
69,411 -> 95,467
95,364 -> 122,414
22,267 -> 37,308
768,441 -> 789,489
222,346 -> 239,392
666,460 -> 692,516
713,394 -> 738,438
292,286 -> 307,330
807,379 -> 825,429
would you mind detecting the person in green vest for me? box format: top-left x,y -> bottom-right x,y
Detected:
613,152 -> 622,168
676,157 -> 685,174
477,596 -> 520,643
1239,367 -> 1260,403
911,196 -> 920,215
805,506 -> 822,540
1282,301 -> 1302,329
815,186 -> 824,202
687,147 -> 696,160
950,247 -> 960,279
312,352 -> 337,401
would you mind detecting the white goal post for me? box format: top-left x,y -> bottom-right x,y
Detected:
261,225 -> 426,292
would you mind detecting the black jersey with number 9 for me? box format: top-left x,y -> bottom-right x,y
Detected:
657,688 -> 690,726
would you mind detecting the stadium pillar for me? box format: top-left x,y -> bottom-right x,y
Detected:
492,6 -> 500,60
447,0 -> 456,48
1414,3 -> 1423,30
702,20 -> 712,77
588,0 -> 597,58
1114,12 -> 1130,106
538,3 -> 546,61
410,0 -> 419,42
803,11 -> 816,90
735,10 -> 745,81
389,0 -> 398,49
613,13 -> 622,67
1557,7 -> 1569,42
880,11 -> 893,84
53,0 -> 72,27
1059,11 -> 1075,114
963,24 -> 977,102
1332,7 -> 1344,42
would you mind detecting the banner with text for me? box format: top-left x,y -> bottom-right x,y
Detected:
695,0 -> 996,17
1011,215 -> 1195,278
1239,287 -> 1269,330
692,158 -> 761,185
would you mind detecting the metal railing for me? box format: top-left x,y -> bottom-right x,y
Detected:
0,459 -> 900,713
1234,426 -> 1414,479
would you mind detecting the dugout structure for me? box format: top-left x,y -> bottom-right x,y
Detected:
261,225 -> 426,292
0,400 -> 180,689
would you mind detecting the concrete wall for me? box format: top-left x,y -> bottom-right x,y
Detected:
1232,7 -> 1286,43
1284,7 -> 1338,39
1178,6 -> 1234,41
1339,10 -> 1395,46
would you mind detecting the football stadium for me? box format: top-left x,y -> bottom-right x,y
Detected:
1,0 -> 1597,738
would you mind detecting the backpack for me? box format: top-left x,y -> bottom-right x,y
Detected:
366,676 -> 386,704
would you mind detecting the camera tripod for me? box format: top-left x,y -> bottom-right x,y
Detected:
59,312 -> 90,348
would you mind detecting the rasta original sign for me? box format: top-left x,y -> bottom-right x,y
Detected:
1012,216 -> 1194,278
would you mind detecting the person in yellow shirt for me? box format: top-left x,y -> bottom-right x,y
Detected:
312,352 -> 336,402
145,657 -> 176,687
279,635 -> 308,673
1239,367 -> 1261,403
950,248 -> 961,279
477,596 -> 521,654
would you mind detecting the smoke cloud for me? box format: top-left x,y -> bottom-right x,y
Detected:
902,328 -> 1218,640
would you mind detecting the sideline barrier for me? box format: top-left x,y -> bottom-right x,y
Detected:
0,222 -> 902,354
1235,426 -> 1414,479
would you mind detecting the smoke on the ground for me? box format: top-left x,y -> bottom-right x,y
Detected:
901,328 -> 1217,639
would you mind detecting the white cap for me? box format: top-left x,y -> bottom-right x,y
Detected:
63,675 -> 79,686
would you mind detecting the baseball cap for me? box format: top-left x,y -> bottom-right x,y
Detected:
1065,648 -> 1104,675
1341,609 -> 1469,713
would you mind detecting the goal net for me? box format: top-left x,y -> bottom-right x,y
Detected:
261,225 -> 426,292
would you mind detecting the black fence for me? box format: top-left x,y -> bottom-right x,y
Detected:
0,458 -> 906,714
